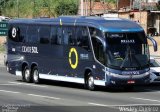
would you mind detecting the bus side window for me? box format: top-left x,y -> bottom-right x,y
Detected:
63,26 -> 75,46
57,27 -> 62,45
63,27 -> 69,45
27,25 -> 39,43
19,25 -> 27,43
39,26 -> 50,44
76,27 -> 90,50
51,26 -> 57,44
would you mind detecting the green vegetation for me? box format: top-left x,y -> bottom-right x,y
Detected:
107,0 -> 116,4
54,0 -> 78,16
0,0 -> 79,18
0,0 -> 117,18
0,44 -> 5,53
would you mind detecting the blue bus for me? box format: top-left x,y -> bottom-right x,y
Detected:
6,16 -> 157,90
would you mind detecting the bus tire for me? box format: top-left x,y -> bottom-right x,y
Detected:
32,66 -> 40,84
87,73 -> 95,91
23,66 -> 32,83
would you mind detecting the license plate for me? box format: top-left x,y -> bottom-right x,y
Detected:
127,80 -> 135,84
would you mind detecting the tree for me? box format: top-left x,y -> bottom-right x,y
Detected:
157,1 -> 160,10
107,0 -> 116,4
1,0 -> 78,18
54,0 -> 78,17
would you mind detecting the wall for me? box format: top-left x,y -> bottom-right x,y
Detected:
118,11 -> 148,33
118,0 -> 133,9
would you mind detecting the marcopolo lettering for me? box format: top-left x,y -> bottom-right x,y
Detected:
122,71 -> 140,75
121,40 -> 135,44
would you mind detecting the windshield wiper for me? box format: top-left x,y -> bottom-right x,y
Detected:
120,46 -> 130,68
120,46 -> 142,69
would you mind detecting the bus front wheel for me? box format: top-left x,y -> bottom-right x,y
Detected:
87,73 -> 95,91
32,66 -> 40,84
23,66 -> 32,83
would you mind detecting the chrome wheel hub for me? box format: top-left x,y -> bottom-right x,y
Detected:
33,70 -> 38,82
88,76 -> 94,88
25,69 -> 30,80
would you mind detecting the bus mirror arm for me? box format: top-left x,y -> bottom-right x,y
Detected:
147,36 -> 158,52
102,41 -> 106,52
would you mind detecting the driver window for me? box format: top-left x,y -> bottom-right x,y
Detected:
90,27 -> 105,64
89,27 -> 103,38
92,38 -> 105,64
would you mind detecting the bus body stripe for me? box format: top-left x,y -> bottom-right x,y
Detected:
15,71 -> 106,86
39,74 -> 106,86
39,74 -> 84,84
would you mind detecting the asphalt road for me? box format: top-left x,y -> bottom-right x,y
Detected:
1,67 -> 160,112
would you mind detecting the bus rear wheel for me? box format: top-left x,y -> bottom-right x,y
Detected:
87,73 -> 95,91
23,66 -> 32,83
32,66 -> 40,84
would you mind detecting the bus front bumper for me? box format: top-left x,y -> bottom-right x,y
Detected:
105,72 -> 150,86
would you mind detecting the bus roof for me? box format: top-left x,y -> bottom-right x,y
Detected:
9,16 -> 144,33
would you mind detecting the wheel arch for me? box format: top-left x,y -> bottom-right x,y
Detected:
31,62 -> 38,71
21,62 -> 29,71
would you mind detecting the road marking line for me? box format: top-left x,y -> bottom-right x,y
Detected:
8,82 -> 48,88
0,89 -> 60,100
0,84 -> 19,86
131,97 -> 160,103
27,94 -> 60,100
0,89 -> 20,94
88,103 -> 109,107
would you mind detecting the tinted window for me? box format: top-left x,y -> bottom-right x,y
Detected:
63,26 -> 75,46
19,25 -> 27,42
57,27 -> 62,45
76,27 -> 90,50
27,25 -> 39,43
89,27 -> 103,38
92,37 -> 105,64
105,32 -> 146,45
39,26 -> 50,44
51,26 -> 57,44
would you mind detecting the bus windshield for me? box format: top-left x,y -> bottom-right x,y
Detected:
105,32 -> 149,70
